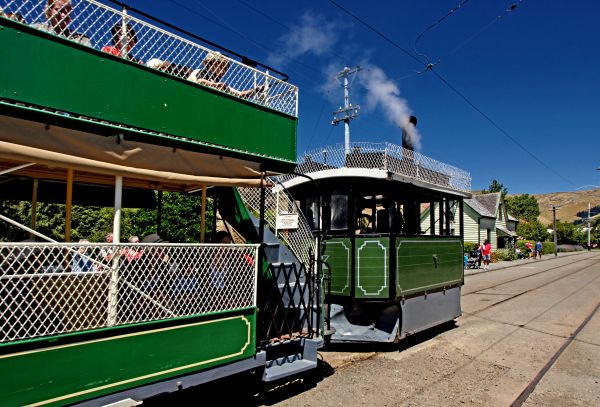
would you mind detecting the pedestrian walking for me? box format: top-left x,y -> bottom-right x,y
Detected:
535,240 -> 543,260
482,240 -> 492,271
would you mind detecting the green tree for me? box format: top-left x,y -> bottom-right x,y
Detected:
591,221 -> 600,245
0,191 -> 214,243
505,194 -> 541,222
555,221 -> 585,245
516,220 -> 548,242
128,191 -> 214,243
483,179 -> 508,199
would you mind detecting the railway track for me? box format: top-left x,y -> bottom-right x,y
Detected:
462,254 -> 600,405
462,256 -> 600,317
510,290 -> 600,406
463,253 -> 600,296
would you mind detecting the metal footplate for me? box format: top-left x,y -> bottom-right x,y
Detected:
262,338 -> 321,382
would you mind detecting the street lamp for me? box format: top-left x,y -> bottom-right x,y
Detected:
552,205 -> 559,256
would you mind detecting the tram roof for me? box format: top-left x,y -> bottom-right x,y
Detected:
0,115 -> 273,190
277,143 -> 472,198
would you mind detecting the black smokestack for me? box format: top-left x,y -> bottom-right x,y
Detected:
402,115 -> 417,151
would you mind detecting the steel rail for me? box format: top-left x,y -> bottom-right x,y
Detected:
462,254 -> 600,296
462,256 -> 600,316
510,291 -> 600,406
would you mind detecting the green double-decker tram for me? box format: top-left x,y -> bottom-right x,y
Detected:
281,142 -> 471,342
0,1 -> 320,405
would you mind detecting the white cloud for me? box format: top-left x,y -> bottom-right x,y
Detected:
268,12 -> 341,68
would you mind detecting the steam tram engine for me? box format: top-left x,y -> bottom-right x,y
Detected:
281,142 -> 472,342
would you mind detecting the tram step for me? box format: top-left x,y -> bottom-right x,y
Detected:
262,338 -> 319,382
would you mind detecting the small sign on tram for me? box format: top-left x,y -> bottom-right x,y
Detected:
276,212 -> 299,230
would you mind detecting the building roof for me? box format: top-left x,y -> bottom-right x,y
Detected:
507,213 -> 519,222
465,192 -> 500,218
497,226 -> 517,237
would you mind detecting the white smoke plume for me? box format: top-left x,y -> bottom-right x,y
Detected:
358,64 -> 422,150
268,12 -> 341,68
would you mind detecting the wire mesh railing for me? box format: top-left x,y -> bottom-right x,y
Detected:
0,0 -> 298,116
237,185 -> 316,268
0,242 -> 258,343
278,142 -> 471,193
259,262 -> 316,346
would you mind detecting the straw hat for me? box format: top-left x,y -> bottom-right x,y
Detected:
202,51 -> 229,67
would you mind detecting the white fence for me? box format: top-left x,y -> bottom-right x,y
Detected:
279,142 -> 472,193
0,242 -> 258,343
0,0 -> 298,116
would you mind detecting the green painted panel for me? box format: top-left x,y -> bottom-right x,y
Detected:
396,237 -> 463,296
0,311 -> 256,406
1,22 -> 296,166
323,238 -> 352,296
355,237 -> 389,299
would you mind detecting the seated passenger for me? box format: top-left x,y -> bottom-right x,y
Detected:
146,58 -> 171,72
188,51 -> 264,98
124,235 -> 143,262
101,23 -> 142,63
209,231 -> 233,291
31,0 -> 91,46
72,239 -> 94,272
7,12 -> 26,23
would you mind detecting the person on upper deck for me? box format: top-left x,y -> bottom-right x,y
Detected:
31,0 -> 91,46
187,51 -> 264,99
101,22 -> 142,63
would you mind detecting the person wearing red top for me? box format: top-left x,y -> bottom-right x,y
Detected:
482,239 -> 492,270
525,241 -> 533,259
101,22 -> 142,63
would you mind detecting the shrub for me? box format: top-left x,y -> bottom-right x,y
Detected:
464,242 -> 479,253
496,248 -> 517,261
542,242 -> 554,255
490,252 -> 498,263
515,240 -> 531,251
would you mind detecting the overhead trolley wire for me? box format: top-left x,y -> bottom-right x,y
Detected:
431,70 -> 575,187
416,1 -> 524,68
413,0 -> 474,64
326,0 -> 575,187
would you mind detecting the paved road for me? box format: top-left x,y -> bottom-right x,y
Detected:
146,251 -> 600,406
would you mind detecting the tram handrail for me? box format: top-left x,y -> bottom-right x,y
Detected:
279,142 -> 472,193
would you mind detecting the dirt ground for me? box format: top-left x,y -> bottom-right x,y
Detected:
145,252 -> 600,406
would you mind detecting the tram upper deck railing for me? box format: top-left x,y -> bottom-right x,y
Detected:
280,142 -> 472,193
0,242 -> 258,343
0,0 -> 298,117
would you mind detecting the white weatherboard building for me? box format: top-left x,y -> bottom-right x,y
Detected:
421,192 -> 519,251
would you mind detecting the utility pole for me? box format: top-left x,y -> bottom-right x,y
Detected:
553,205 -> 558,257
332,66 -> 361,156
588,202 -> 591,251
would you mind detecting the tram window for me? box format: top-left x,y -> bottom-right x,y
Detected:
404,200 -> 420,235
304,197 -> 320,231
421,198 -> 460,236
330,194 -> 348,231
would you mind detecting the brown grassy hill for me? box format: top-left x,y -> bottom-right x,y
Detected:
508,188 -> 600,226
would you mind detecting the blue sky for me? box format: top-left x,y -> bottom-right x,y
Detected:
117,0 -> 599,194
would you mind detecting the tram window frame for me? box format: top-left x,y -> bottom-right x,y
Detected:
421,197 -> 462,237
354,194 -> 397,235
329,193 -> 349,233
301,197 -> 320,232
